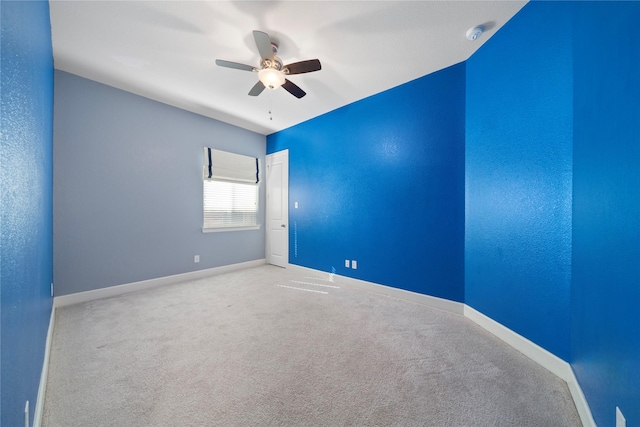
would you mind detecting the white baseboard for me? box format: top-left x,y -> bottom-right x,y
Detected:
34,304 -> 55,427
566,365 -> 597,427
285,263 -> 465,315
54,259 -> 266,308
463,305 -> 568,380
464,305 -> 595,427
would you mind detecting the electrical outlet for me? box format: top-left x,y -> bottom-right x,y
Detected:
194,255 -> 200,263
345,259 -> 350,268
51,282 -> 54,297
616,407 -> 626,427
352,260 -> 358,269
24,401 -> 29,427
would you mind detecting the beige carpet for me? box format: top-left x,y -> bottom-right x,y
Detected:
43,265 -> 581,426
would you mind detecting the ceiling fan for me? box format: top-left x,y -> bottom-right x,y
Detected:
215,30 -> 321,99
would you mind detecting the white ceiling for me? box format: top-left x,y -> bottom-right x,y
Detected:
49,1 -> 527,135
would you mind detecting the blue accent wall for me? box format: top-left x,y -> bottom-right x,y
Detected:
572,2 -> 640,426
54,71 -> 266,296
0,1 -> 54,426
268,64 -> 465,302
465,2 -> 573,361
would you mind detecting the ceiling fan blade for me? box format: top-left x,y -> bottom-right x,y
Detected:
248,81 -> 266,97
282,79 -> 306,99
284,59 -> 321,75
215,60 -> 256,72
253,30 -> 274,62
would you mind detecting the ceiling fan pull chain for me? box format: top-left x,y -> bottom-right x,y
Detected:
268,92 -> 273,121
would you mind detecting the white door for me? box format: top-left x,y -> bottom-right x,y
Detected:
266,150 -> 289,267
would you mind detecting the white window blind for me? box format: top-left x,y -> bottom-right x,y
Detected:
203,148 -> 260,231
203,180 -> 258,228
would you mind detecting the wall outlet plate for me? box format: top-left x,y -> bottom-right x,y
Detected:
345,259 -> 350,268
194,255 -> 200,263
352,260 -> 358,269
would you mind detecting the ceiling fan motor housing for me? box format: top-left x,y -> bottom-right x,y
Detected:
262,55 -> 283,71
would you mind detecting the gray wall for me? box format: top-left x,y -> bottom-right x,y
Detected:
54,70 -> 266,296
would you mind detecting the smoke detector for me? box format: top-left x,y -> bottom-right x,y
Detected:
466,25 -> 484,41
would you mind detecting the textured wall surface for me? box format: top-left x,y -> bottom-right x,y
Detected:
54,71 -> 266,296
0,1 -> 54,425
465,2 -> 573,361
268,64 -> 465,302
572,3 -> 640,426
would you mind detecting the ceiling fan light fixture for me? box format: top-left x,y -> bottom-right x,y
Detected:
258,68 -> 285,89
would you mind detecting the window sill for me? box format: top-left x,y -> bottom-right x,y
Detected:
202,225 -> 261,233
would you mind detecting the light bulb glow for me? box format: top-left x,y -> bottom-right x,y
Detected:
258,68 -> 285,89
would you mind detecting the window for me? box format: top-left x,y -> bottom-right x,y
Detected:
203,148 -> 260,232
203,180 -> 258,229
